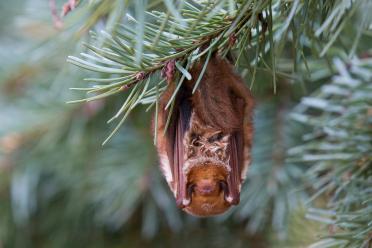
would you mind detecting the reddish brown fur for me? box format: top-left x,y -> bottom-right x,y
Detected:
185,57 -> 254,171
186,58 -> 247,131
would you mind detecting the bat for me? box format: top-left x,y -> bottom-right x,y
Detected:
154,55 -> 254,217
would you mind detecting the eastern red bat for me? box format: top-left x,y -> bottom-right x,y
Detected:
154,55 -> 254,217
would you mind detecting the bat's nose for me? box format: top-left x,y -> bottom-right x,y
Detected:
199,185 -> 213,195
196,179 -> 218,196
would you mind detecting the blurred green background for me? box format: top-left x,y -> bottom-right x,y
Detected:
0,1 -> 371,248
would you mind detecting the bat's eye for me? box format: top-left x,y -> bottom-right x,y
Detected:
187,184 -> 196,197
219,180 -> 229,196
208,132 -> 223,143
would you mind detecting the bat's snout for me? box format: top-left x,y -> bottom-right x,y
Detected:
195,179 -> 218,195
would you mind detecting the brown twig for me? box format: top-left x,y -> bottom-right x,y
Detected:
49,0 -> 63,29
61,0 -> 79,17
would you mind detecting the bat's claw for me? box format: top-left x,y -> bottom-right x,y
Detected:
176,198 -> 185,209
176,197 -> 191,209
226,194 -> 240,205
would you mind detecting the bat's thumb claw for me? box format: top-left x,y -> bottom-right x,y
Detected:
226,195 -> 240,205
176,198 -> 184,209
176,197 -> 191,208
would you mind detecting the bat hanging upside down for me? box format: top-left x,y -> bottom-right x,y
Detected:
154,55 -> 254,217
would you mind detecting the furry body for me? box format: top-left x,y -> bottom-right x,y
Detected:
154,56 -> 254,216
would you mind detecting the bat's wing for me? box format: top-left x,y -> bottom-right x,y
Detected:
172,98 -> 193,207
223,71 -> 254,205
155,84 -> 191,208
219,92 -> 246,204
224,63 -> 254,203
221,131 -> 241,205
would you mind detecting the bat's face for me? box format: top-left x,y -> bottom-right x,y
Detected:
183,163 -> 231,216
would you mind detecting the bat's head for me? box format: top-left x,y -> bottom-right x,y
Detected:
181,162 -> 233,217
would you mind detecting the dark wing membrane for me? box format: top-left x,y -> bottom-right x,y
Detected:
226,131 -> 244,205
164,91 -> 192,208
152,83 -> 191,202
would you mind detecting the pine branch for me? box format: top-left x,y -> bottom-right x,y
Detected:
67,1 -> 270,143
68,0 -> 369,143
